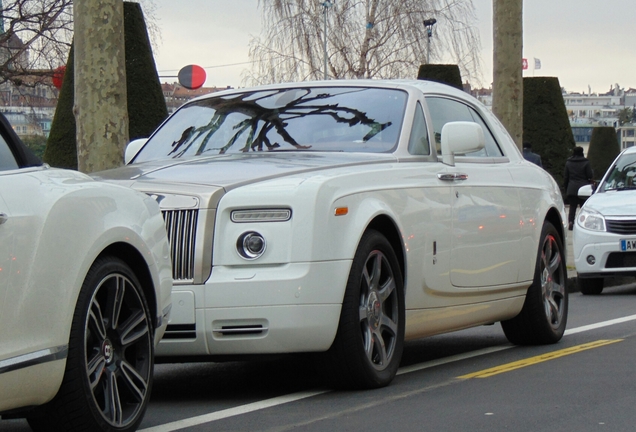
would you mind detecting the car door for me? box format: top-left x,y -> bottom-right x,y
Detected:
426,96 -> 522,288
0,129 -> 46,366
0,134 -> 23,364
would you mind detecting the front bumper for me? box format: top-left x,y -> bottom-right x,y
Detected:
573,228 -> 636,278
156,260 -> 352,357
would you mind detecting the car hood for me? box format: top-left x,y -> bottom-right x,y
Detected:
92,152 -> 396,190
585,190 -> 636,217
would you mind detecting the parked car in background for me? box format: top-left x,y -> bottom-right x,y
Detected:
95,79 -> 569,389
574,146 -> 636,294
0,113 -> 172,432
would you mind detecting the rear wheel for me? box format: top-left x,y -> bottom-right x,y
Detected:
28,257 -> 154,432
502,222 -> 568,345
578,277 -> 604,295
327,230 -> 404,389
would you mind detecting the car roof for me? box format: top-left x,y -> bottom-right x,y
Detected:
621,145 -> 636,155
189,78 -> 476,105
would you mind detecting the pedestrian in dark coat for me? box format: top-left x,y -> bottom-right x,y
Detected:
564,146 -> 594,230
522,142 -> 543,167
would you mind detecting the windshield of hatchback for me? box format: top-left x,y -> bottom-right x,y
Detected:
132,86 -> 407,162
601,152 -> 636,191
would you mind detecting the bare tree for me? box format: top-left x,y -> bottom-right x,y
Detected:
246,0 -> 482,85
0,0 -> 73,85
0,0 -> 159,87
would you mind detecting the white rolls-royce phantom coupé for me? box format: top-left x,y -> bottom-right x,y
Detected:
95,79 -> 569,389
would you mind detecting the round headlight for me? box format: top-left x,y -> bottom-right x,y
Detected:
237,231 -> 266,260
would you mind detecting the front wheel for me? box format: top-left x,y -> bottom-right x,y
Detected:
578,277 -> 604,295
28,256 -> 154,432
327,230 -> 404,389
502,221 -> 568,345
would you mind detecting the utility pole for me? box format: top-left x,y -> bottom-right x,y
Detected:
492,0 -> 523,151
74,0 -> 128,173
321,1 -> 333,80
424,18 -> 437,64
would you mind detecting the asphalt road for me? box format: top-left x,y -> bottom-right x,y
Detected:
3,283 -> 636,432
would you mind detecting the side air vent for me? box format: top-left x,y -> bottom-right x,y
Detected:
163,324 -> 196,340
213,325 -> 267,336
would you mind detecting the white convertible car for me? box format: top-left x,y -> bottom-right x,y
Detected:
95,79 -> 568,389
0,114 -> 172,431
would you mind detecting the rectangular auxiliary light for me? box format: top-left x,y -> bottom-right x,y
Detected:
231,208 -> 292,223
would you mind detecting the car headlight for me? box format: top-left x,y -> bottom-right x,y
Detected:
577,208 -> 606,232
236,231 -> 267,260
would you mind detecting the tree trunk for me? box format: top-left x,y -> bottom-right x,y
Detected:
73,0 -> 128,173
492,0 -> 523,150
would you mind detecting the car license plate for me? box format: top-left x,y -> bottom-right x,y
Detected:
620,239 -> 636,251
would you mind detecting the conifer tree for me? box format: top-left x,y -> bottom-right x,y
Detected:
523,77 -> 575,190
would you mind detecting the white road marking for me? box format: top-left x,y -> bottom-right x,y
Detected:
564,314 -> 636,336
140,315 -> 636,432
139,390 -> 329,432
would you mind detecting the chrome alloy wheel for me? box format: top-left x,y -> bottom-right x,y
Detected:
85,273 -> 152,428
358,250 -> 399,371
540,233 -> 566,329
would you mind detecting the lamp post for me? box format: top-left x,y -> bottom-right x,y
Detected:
321,1 -> 333,80
423,18 -> 436,64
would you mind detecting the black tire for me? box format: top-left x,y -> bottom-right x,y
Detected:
327,230 -> 405,389
502,222 -> 568,345
28,256 -> 154,432
578,277 -> 604,295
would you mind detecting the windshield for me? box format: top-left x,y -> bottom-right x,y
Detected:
133,86 -> 407,163
601,152 -> 636,191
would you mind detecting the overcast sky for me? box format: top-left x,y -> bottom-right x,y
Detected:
150,0 -> 636,94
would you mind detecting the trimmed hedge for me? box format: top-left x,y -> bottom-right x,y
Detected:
587,126 -> 620,181
417,64 -> 463,90
44,2 -> 167,169
43,44 -> 77,169
522,77 -> 575,190
124,2 -> 168,140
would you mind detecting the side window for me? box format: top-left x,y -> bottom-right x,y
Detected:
426,97 -> 503,157
0,134 -> 18,171
407,102 -> 430,155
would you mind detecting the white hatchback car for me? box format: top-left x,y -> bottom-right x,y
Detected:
574,146 -> 636,294
95,79 -> 568,389
0,114 -> 172,431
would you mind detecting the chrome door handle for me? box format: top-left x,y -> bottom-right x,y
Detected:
0,213 -> 7,225
437,173 -> 468,181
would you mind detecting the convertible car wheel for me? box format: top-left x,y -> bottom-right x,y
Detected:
502,222 -> 568,345
328,230 -> 404,389
578,277 -> 604,295
28,257 -> 154,432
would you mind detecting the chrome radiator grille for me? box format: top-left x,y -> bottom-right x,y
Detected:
162,209 -> 198,281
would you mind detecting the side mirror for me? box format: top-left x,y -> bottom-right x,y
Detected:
578,184 -> 594,198
440,122 -> 485,166
124,138 -> 148,165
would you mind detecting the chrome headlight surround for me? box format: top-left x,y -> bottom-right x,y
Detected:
577,208 -> 606,232
236,231 -> 267,260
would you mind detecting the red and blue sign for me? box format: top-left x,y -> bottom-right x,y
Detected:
178,65 -> 206,90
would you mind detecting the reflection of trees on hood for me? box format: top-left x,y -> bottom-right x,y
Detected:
168,88 -> 393,158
